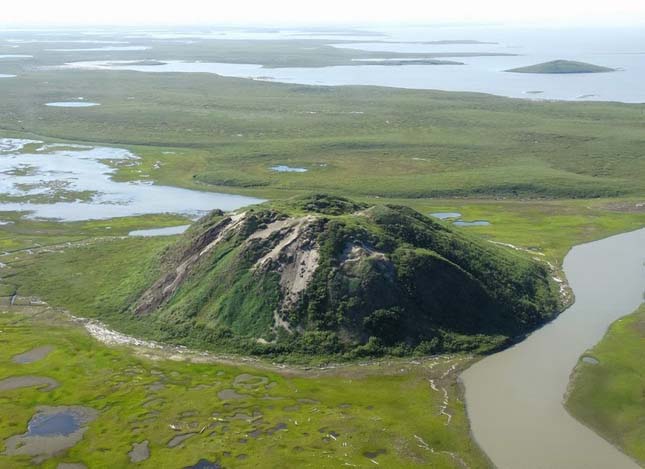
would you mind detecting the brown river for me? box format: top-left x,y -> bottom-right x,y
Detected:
461,228 -> 645,469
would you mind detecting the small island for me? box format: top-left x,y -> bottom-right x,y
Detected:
366,59 -> 464,66
507,60 -> 616,74
112,60 -> 167,67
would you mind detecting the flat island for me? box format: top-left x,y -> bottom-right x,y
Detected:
363,59 -> 464,66
507,60 -> 616,74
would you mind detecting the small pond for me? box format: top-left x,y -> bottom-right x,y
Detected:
184,459 -> 222,469
581,356 -> 600,365
271,165 -> 308,173
12,345 -> 54,364
4,406 -> 98,460
129,225 -> 190,237
453,220 -> 491,227
430,212 -> 461,220
28,412 -> 79,437
45,102 -> 101,108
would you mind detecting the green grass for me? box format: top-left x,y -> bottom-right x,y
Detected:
0,307 -> 489,468
566,304 -> 645,464
394,198 -> 645,262
1,67 -> 645,202
3,237 -> 169,323
0,213 -> 190,252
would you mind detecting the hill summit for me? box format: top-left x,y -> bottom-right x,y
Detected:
133,195 -> 560,357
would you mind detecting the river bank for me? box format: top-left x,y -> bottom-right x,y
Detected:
461,227 -> 645,469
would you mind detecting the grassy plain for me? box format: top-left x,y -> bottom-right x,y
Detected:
1,65 -> 644,264
0,307 -> 488,468
0,67 -> 644,202
0,214 -> 189,252
566,304 -> 645,465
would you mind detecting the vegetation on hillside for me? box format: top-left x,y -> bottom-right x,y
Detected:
11,195 -> 560,359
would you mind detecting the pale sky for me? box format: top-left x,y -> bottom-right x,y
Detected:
2,0 -> 645,26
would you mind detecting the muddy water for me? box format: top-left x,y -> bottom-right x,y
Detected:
461,228 -> 645,469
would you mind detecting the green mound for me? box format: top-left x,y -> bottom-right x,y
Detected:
131,195 -> 560,357
507,60 -> 615,74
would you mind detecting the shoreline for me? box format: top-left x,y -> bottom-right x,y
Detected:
460,227 -> 645,468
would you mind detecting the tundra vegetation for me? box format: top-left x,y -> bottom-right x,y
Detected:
7,195 -> 561,359
1,34 -> 645,468
566,304 -> 645,465
0,306 -> 488,468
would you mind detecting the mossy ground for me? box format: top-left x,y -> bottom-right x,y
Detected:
566,304 -> 645,465
0,306 -> 488,468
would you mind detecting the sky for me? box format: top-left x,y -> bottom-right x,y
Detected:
2,0 -> 645,26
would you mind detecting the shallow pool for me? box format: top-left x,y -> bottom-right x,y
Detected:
45,102 -> 100,108
0,138 -> 264,221
271,165 -> 308,173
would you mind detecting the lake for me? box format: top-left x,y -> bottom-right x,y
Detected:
57,26 -> 645,103
0,138 -> 263,221
129,225 -> 190,236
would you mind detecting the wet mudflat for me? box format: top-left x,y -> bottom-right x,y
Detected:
128,440 -> 150,463
12,345 -> 54,364
0,375 -> 59,391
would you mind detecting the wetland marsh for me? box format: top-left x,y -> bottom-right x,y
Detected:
1,23 -> 645,469
0,138 -> 263,220
0,305 -> 487,468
